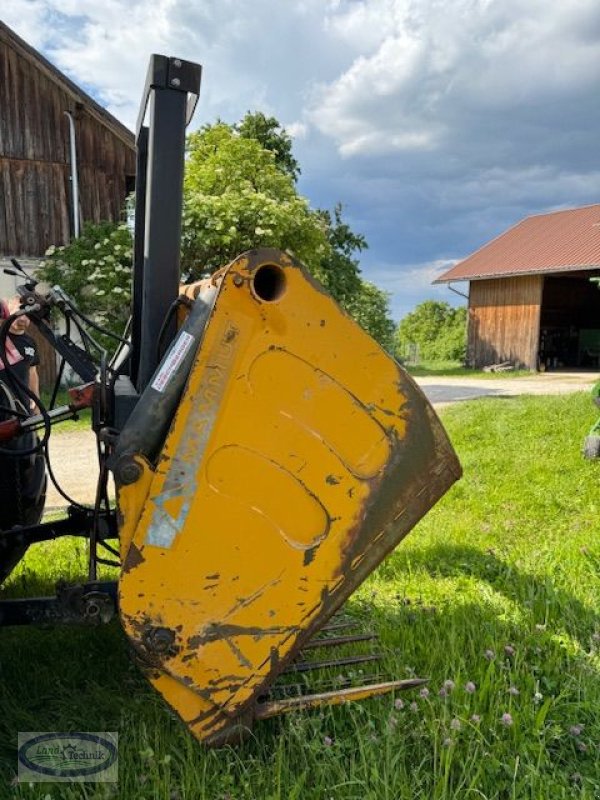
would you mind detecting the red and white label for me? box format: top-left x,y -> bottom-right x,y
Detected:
151,330 -> 195,393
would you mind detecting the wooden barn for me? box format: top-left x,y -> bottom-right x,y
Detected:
0,21 -> 135,386
435,205 -> 600,371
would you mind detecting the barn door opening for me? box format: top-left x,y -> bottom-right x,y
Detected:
539,272 -> 600,370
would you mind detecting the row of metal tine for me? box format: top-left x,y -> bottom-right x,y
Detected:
266,614 -> 386,701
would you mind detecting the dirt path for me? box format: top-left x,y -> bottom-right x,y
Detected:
45,429 -> 102,510
46,371 -> 598,510
416,371 -> 597,406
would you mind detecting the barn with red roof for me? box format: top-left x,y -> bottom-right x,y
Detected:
435,205 -> 600,370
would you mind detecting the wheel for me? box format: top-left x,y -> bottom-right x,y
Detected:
0,383 -> 47,584
582,435 -> 600,460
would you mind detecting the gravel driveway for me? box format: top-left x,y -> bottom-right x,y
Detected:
416,370 -> 597,406
45,371 -> 598,510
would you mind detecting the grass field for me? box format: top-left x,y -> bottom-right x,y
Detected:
0,393 -> 599,799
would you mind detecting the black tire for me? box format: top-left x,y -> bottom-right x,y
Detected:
0,382 -> 47,584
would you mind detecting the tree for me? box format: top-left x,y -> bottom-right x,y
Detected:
346,282 -> 396,353
314,204 -> 364,307
236,112 -> 300,182
396,301 -> 467,362
40,114 -> 397,351
232,117 -> 394,341
182,123 -> 328,278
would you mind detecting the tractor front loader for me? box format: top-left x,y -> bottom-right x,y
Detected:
0,55 -> 461,746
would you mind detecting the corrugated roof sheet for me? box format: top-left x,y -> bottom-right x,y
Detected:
435,204 -> 600,283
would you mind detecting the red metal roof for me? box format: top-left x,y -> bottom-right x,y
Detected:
435,204 -> 600,283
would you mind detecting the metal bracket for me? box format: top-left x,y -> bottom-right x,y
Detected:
0,580 -> 118,627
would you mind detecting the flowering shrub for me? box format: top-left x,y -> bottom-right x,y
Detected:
38,221 -> 133,342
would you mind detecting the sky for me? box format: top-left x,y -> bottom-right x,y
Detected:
3,0 -> 600,320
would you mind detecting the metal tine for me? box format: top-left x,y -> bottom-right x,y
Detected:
284,652 -> 382,675
320,620 -> 361,633
263,671 -> 421,703
266,670 -> 392,701
255,678 -> 429,719
300,632 -> 376,650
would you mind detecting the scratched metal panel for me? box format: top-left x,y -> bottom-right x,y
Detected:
118,249 -> 461,744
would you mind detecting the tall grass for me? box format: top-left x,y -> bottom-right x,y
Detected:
0,393 -> 599,799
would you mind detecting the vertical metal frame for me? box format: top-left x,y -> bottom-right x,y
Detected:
132,55 -> 202,391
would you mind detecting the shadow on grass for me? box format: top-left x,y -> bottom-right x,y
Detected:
381,543 -> 600,644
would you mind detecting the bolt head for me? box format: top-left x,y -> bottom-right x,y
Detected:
116,458 -> 143,486
171,77 -> 181,87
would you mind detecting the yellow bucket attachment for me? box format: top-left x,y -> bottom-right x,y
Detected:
117,248 -> 461,745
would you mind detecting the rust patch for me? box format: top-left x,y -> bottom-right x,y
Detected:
187,622 -> 292,648
122,542 -> 145,574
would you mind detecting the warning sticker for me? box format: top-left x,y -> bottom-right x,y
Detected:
151,330 -> 195,393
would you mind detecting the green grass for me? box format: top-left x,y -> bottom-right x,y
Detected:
39,388 -> 91,433
1,393 -> 599,798
406,360 -> 533,378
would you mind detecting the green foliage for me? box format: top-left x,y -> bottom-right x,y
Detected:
2,394 -> 599,797
312,204 -> 394,349
38,114 -> 396,352
38,221 -> 133,338
345,281 -> 396,352
182,123 -> 329,277
182,121 -> 395,348
396,300 -> 467,362
314,204 -> 364,306
236,111 -> 300,182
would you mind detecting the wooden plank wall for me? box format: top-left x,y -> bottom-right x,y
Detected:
467,276 -> 543,370
0,35 -> 135,258
0,30 -> 135,388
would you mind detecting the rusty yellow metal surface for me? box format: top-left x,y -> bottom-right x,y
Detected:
117,248 -> 461,744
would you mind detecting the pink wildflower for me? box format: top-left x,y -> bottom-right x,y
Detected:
465,681 -> 476,694
501,712 -> 513,726
394,698 -> 404,711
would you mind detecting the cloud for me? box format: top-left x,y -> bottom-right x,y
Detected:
2,0 -> 348,131
363,258 -> 465,320
2,0 -> 599,320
